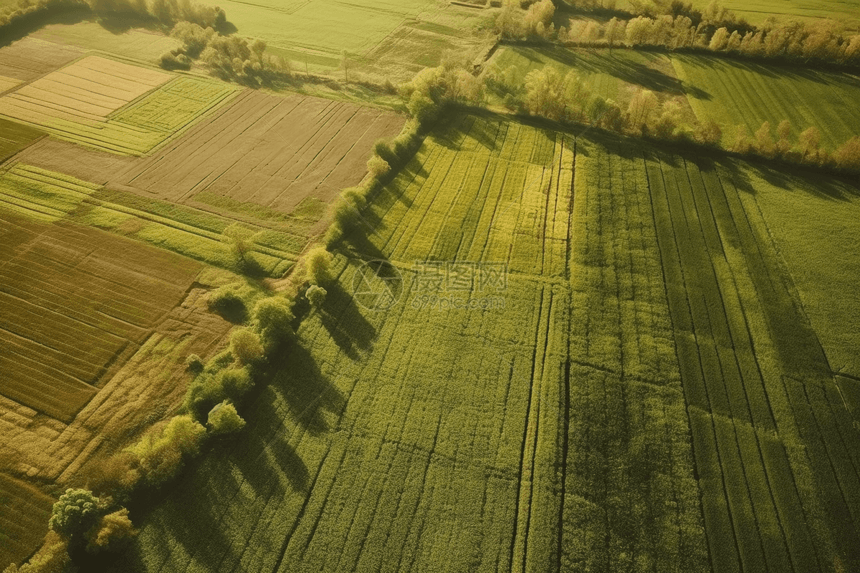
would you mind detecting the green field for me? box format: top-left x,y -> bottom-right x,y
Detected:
678,0 -> 860,27
487,45 -> 684,103
672,55 -> 860,149
32,23 -> 182,63
0,71 -> 238,156
100,116 -> 860,572
197,0 -> 492,80
733,164 -> 860,379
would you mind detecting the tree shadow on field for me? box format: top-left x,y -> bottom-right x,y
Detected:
318,282 -> 377,361
263,338 -> 347,436
94,13 -> 165,34
0,7 -> 91,48
689,52 -> 857,88
103,449 -> 241,573
708,152 -> 860,202
542,46 -> 712,100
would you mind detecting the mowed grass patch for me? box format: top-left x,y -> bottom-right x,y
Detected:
0,208 -> 200,422
0,472 -> 54,567
0,57 -> 238,155
672,55 -> 860,149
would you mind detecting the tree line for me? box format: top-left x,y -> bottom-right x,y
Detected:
496,0 -> 860,69
487,66 -> 860,172
0,0 -> 226,37
160,21 -> 291,86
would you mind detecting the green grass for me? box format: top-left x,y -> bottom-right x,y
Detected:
672,55 -> 860,149
110,115 -> 708,573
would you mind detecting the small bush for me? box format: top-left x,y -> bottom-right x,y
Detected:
82,451 -> 139,499
207,401 -> 246,435
367,154 -> 391,180
49,489 -> 101,539
306,284 -> 327,307
230,328 -> 263,365
208,286 -> 248,323
304,246 -> 333,285
185,353 -> 204,374
84,508 -> 136,554
159,50 -> 192,70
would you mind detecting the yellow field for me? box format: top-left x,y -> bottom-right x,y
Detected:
0,56 -> 170,123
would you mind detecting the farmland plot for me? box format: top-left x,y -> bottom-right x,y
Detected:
112,112 -> 860,572
0,56 -> 237,155
486,46 -> 690,106
0,472 -> 54,567
0,163 -> 301,276
0,205 -> 201,422
645,149 -> 860,572
672,55 -> 860,149
0,117 -> 43,163
110,116 -> 707,573
115,90 -> 405,213
193,0 -> 489,79
0,37 -> 83,82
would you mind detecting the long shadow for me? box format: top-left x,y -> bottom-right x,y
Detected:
0,6 -> 92,48
680,50 -> 860,88
317,281 -> 377,360
538,45 -> 712,100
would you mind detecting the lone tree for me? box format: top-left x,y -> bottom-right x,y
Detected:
222,223 -> 253,266
306,284 -> 327,308
49,489 -> 101,540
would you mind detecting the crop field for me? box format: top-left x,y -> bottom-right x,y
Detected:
0,472 -> 54,567
487,45 -> 687,104
0,163 -> 303,275
104,116 -> 860,573
196,0 -> 491,80
31,23 -> 182,63
0,37 -> 83,82
0,56 -> 238,155
0,117 -> 43,162
0,203 -> 200,421
672,55 -> 860,149
115,90 -> 405,212
732,165 -> 860,379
